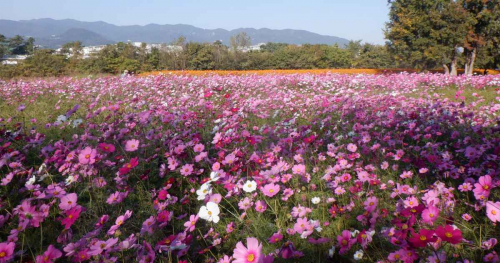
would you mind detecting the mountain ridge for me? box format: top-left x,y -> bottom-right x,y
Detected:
0,18 -> 350,48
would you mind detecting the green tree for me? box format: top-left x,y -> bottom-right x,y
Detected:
385,0 -> 469,75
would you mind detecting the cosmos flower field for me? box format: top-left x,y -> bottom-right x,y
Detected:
1,72 -> 500,263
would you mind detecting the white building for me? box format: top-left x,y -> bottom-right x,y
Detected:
238,43 -> 266,52
1,55 -> 28,65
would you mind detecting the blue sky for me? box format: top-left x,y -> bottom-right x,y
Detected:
0,0 -> 389,44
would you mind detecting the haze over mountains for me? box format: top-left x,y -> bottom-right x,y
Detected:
0,18 -> 350,48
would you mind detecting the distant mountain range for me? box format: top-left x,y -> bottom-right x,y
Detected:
0,18 -> 350,48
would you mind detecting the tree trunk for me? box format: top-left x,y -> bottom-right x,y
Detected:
450,57 -> 458,76
443,64 -> 450,75
464,46 -> 477,76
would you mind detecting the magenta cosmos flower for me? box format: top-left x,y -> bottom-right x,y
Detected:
435,225 -> 462,244
0,242 -> 15,263
78,147 -> 96,165
262,183 -> 280,197
232,237 -> 263,263
35,245 -> 62,263
124,139 -> 140,152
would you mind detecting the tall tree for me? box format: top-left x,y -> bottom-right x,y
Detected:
461,0 -> 500,75
385,0 -> 468,75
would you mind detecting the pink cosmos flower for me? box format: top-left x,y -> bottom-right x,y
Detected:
0,242 -> 15,263
255,200 -> 267,213
140,216 -> 156,235
35,245 -> 62,263
232,237 -> 263,263
98,143 -> 115,153
337,230 -> 356,255
293,217 -> 310,234
61,206 -> 82,229
180,164 -> 194,176
59,193 -> 77,211
473,175 -> 492,200
262,183 -> 280,197
421,206 -> 439,225
78,147 -> 96,165
363,196 -> 378,212
486,201 -> 500,223
269,232 -> 283,244
347,143 -> 357,152
125,139 -> 140,152
193,143 -> 205,153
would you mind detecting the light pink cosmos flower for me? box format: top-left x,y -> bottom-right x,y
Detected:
262,183 -> 280,197
404,196 -> 419,208
232,237 -> 263,263
180,164 -> 194,176
486,201 -> 500,223
59,193 -> 77,211
347,143 -> 357,152
292,164 -> 305,175
184,215 -> 198,232
78,147 -> 96,165
124,139 -> 140,152
293,217 -> 310,234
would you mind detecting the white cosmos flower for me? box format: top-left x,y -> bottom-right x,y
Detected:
196,183 -> 212,200
311,197 -> 321,204
328,246 -> 336,257
65,175 -> 76,185
353,250 -> 364,261
209,171 -> 220,182
242,180 -> 257,193
72,119 -> 83,128
198,202 -> 220,223
25,176 -> 36,187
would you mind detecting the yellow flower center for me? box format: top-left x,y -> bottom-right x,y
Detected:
394,254 -> 400,259
445,232 -> 453,238
483,185 -> 489,190
208,211 -> 212,216
369,202 -> 374,206
269,189 -> 274,193
429,213 -> 434,218
258,206 -> 263,210
0,252 -> 5,258
491,210 -> 497,215
85,154 -> 90,159
409,201 -> 414,205
419,235 -> 427,241
247,253 -> 255,262
68,215 -> 73,219
342,240 -> 347,245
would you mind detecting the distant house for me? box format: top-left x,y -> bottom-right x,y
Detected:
1,55 -> 28,65
238,43 -> 266,52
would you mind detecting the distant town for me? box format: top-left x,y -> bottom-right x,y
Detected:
1,41 -> 267,65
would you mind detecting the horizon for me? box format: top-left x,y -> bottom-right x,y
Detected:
0,0 -> 389,44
